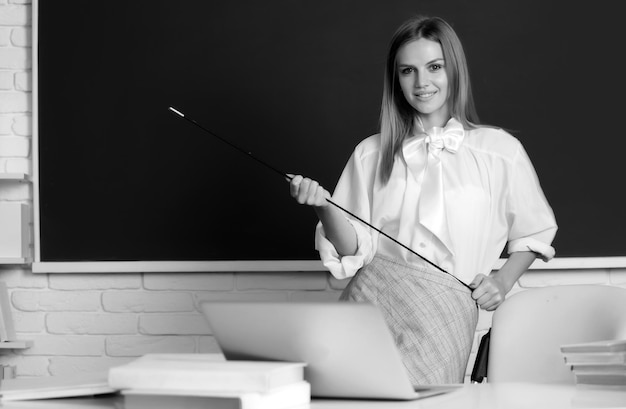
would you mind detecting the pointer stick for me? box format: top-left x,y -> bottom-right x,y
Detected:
168,107 -> 288,179
168,106 -> 471,290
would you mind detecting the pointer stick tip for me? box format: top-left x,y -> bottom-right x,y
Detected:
168,107 -> 185,117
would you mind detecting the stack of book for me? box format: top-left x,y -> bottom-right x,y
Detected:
108,354 -> 310,409
560,339 -> 626,386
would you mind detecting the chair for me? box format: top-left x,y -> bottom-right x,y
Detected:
487,284 -> 626,383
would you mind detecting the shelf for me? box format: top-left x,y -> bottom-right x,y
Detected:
0,257 -> 29,265
0,340 -> 33,349
0,173 -> 30,182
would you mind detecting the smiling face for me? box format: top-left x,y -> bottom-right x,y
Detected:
396,38 -> 450,129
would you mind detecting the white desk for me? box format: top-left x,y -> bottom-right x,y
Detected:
312,383 -> 626,408
0,383 -> 624,409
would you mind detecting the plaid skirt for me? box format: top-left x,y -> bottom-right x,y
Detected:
339,256 -> 478,385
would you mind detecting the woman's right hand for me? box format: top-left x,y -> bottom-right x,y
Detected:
288,174 -> 358,256
288,174 -> 330,208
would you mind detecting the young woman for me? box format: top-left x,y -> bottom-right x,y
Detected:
289,15 -> 557,384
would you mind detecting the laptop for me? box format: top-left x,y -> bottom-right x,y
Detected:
200,301 -> 459,400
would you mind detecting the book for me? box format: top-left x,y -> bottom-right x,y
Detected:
122,381 -> 311,409
0,395 -> 120,409
574,372 -> 626,386
0,281 -> 16,342
561,340 -> 626,366
1,355 -> 308,404
571,364 -> 626,374
561,339 -> 626,354
0,372 -> 116,401
563,352 -> 626,366
108,354 -> 306,393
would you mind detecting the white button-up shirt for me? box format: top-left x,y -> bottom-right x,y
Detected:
315,122 -> 558,284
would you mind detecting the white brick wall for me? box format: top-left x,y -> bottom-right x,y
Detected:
0,0 -> 31,185
0,1 -> 625,383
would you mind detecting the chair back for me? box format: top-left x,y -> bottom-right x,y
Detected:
487,284 -> 626,383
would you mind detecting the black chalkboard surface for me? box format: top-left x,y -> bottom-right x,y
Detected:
34,0 -> 626,271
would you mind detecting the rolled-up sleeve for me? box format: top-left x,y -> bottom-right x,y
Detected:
506,143 -> 558,261
314,147 -> 375,279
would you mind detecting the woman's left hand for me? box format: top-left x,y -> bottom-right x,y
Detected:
469,274 -> 507,311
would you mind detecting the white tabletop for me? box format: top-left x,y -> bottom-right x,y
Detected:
311,383 -> 626,409
0,383 -> 624,409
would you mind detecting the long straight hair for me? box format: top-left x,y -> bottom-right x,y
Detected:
379,16 -> 480,184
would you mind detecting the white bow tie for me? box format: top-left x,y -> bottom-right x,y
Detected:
424,120 -> 465,154
414,118 -> 466,255
403,118 -> 465,159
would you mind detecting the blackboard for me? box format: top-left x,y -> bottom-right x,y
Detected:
34,0 -> 626,271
